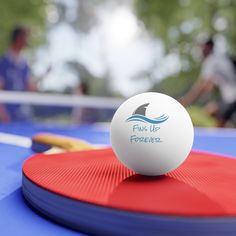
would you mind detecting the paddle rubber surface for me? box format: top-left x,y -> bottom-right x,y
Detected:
22,148 -> 236,217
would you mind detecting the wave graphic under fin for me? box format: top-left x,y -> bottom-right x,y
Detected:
126,114 -> 169,124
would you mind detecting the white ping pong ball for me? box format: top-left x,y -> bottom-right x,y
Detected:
110,92 -> 194,176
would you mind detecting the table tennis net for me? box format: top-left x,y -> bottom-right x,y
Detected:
0,91 -> 123,124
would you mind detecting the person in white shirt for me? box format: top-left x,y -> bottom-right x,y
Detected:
180,38 -> 236,127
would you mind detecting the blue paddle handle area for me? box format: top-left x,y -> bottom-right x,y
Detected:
22,175 -> 236,236
31,141 -> 52,153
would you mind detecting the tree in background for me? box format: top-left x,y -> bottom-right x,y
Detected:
134,0 -> 236,97
44,0 -> 110,96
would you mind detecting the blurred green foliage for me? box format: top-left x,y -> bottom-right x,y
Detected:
135,0 -> 236,53
187,106 -> 217,127
0,0 -> 48,53
135,0 -> 236,97
150,66 -> 200,98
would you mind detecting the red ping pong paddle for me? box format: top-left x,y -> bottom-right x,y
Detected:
22,134 -> 236,236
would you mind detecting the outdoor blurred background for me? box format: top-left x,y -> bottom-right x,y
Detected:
0,0 -> 236,126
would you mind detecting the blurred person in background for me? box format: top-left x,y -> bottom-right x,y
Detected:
0,25 -> 37,122
72,81 -> 97,123
180,38 -> 236,127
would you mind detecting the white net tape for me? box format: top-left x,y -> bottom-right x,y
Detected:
0,91 -> 124,109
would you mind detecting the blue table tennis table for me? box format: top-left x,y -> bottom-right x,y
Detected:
0,122 -> 236,236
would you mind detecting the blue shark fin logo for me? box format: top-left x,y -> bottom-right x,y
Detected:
126,103 -> 169,124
